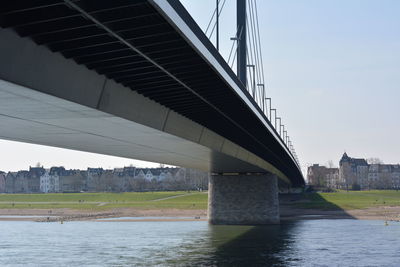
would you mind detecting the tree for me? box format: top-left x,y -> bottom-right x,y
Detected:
367,158 -> 383,164
132,177 -> 147,192
379,171 -> 392,190
326,160 -> 336,168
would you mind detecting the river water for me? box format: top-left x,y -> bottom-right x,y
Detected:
0,219 -> 399,266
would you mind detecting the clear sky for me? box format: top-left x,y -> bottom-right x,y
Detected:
1,0 -> 399,173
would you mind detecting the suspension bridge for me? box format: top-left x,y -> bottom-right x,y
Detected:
0,0 -> 304,224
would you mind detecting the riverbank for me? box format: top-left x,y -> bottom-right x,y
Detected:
0,207 -> 207,222
0,190 -> 399,222
1,205 -> 399,222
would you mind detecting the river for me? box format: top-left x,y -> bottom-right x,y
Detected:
0,219 -> 399,266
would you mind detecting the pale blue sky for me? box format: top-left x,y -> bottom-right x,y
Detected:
181,0 -> 400,170
1,0 -> 399,173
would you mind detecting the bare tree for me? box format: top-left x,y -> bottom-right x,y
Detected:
326,160 -> 336,168
379,172 -> 392,189
367,158 -> 383,164
132,177 -> 148,192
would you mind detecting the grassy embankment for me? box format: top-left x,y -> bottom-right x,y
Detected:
0,190 -> 399,211
0,191 -> 208,210
297,190 -> 400,210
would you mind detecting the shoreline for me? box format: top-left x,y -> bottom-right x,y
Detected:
0,208 -> 207,222
0,205 -> 399,222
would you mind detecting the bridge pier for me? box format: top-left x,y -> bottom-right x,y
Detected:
208,173 -> 280,225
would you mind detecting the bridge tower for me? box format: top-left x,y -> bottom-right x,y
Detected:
236,0 -> 247,86
207,1 -> 280,225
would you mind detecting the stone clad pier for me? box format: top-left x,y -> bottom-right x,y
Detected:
208,173 -> 280,225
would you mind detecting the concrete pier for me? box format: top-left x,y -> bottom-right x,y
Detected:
208,173 -> 280,225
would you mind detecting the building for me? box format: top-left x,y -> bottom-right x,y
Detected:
307,164 -> 339,189
14,171 -> 29,193
150,168 -> 175,181
86,168 -> 104,192
367,163 -> 400,190
339,153 -> 369,190
60,169 -> 84,192
2,165 -> 209,193
40,167 -> 64,193
5,172 -> 16,193
28,167 -> 45,193
338,153 -> 400,190
0,172 -> 5,193
3,167 -> 45,193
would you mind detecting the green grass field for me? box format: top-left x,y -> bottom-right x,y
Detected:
0,191 -> 208,210
0,190 -> 399,211
298,190 -> 400,210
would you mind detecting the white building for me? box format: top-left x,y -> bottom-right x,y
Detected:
40,168 -> 61,193
144,169 -> 154,180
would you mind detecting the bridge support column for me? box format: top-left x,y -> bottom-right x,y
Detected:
208,173 -> 279,225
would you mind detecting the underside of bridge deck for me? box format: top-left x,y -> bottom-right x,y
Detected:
0,0 -> 304,187
0,0 -> 304,225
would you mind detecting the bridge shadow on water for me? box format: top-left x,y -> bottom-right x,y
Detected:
198,194 -> 356,266
279,193 -> 356,221
204,223 -> 301,266
166,194 -> 356,266
164,222 -> 308,266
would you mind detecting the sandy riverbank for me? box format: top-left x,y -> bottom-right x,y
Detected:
0,205 -> 399,222
0,208 -> 207,222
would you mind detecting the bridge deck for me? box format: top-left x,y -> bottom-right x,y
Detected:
0,0 -> 304,186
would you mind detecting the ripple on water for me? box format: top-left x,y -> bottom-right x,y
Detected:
0,219 -> 399,266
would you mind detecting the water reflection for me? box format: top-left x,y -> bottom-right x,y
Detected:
168,220 -> 400,267
167,222 -> 301,266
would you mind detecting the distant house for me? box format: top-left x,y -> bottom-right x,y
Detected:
28,167 -> 45,193
116,166 -> 136,191
339,153 -> 368,190
40,170 -> 53,193
367,163 -> 400,190
86,168 -> 104,192
40,167 -> 64,193
338,153 -> 400,190
5,172 -> 16,193
154,168 -> 176,181
307,164 -> 339,189
14,171 -> 29,193
0,172 -> 5,193
390,165 -> 400,189
100,170 -> 114,192
144,169 -> 154,181
106,167 -> 134,192
123,166 -> 136,175
134,168 -> 144,180
60,169 -> 84,192
151,169 -> 165,181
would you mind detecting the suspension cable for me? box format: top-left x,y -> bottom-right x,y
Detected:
206,0 -> 227,39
